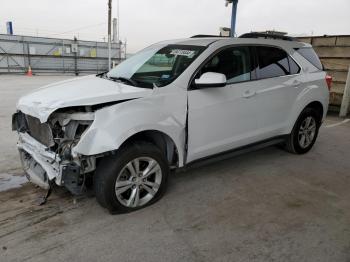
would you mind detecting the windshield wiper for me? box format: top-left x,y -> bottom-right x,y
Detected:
96,71 -> 108,78
98,73 -> 153,89
99,73 -> 138,87
108,76 -> 139,87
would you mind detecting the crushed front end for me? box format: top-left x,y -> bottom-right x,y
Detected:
12,109 -> 96,195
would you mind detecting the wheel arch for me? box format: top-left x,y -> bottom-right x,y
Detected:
287,100 -> 325,135
118,130 -> 181,168
304,101 -> 324,121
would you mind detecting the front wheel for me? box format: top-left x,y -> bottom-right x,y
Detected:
285,107 -> 321,154
94,142 -> 169,214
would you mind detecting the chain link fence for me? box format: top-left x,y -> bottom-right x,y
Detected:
0,34 -> 124,75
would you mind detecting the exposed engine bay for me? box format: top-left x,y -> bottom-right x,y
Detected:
12,106 -> 97,195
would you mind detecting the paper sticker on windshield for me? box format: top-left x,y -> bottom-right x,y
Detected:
170,49 -> 195,58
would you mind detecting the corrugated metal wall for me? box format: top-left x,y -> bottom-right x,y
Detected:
0,34 -> 123,75
297,35 -> 350,109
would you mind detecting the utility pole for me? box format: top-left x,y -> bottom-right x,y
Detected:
117,0 -> 120,43
108,0 -> 112,70
112,18 -> 118,42
225,0 -> 239,37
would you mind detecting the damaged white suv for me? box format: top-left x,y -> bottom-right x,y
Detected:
13,34 -> 330,213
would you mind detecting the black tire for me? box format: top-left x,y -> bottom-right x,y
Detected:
285,107 -> 322,154
94,142 -> 169,214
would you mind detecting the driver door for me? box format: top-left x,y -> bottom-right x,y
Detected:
187,46 -> 260,163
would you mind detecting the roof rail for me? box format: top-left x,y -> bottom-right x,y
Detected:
239,32 -> 296,41
190,35 -> 228,38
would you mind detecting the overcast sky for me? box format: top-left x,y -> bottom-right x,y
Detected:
1,0 -> 350,53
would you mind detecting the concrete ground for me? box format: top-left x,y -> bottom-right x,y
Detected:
0,75 -> 350,262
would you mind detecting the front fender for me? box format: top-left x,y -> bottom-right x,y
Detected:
73,88 -> 187,166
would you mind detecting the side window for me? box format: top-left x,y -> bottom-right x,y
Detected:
257,46 -> 290,79
288,56 -> 301,74
199,46 -> 255,84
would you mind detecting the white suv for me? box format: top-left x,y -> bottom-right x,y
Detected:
13,34 -> 331,213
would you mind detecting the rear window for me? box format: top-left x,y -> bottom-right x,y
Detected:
296,48 -> 323,70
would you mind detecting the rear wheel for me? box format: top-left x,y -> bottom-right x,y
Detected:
94,142 -> 169,214
285,107 -> 321,154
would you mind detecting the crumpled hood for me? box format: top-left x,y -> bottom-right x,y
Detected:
17,75 -> 152,123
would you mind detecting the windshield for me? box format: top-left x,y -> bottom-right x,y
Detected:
107,44 -> 205,88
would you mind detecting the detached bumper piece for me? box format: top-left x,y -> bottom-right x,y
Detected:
19,150 -> 50,190
18,132 -> 86,196
18,133 -> 60,184
19,149 -> 53,205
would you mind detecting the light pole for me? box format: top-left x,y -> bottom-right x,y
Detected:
117,0 -> 120,43
225,0 -> 239,37
108,0 -> 112,70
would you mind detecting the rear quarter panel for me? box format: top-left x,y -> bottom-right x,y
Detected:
285,70 -> 329,134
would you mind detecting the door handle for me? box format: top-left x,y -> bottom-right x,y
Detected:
242,90 -> 256,98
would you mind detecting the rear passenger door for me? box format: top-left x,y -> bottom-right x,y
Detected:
253,46 -> 302,140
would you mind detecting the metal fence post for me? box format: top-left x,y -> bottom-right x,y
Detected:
62,39 -> 65,74
22,36 -> 27,72
96,41 -> 99,73
74,38 -> 78,76
26,42 -> 31,73
6,55 -> 9,73
74,51 -> 78,76
339,66 -> 350,117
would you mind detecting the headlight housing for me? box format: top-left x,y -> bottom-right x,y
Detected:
49,112 -> 94,156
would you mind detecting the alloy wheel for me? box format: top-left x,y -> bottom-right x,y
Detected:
298,116 -> 317,149
115,157 -> 162,208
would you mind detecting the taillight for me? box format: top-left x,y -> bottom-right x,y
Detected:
325,75 -> 332,91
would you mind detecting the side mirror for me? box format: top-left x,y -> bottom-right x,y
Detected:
194,72 -> 227,88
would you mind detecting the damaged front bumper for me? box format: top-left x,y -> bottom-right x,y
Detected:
18,133 -> 60,190
17,133 -> 88,194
